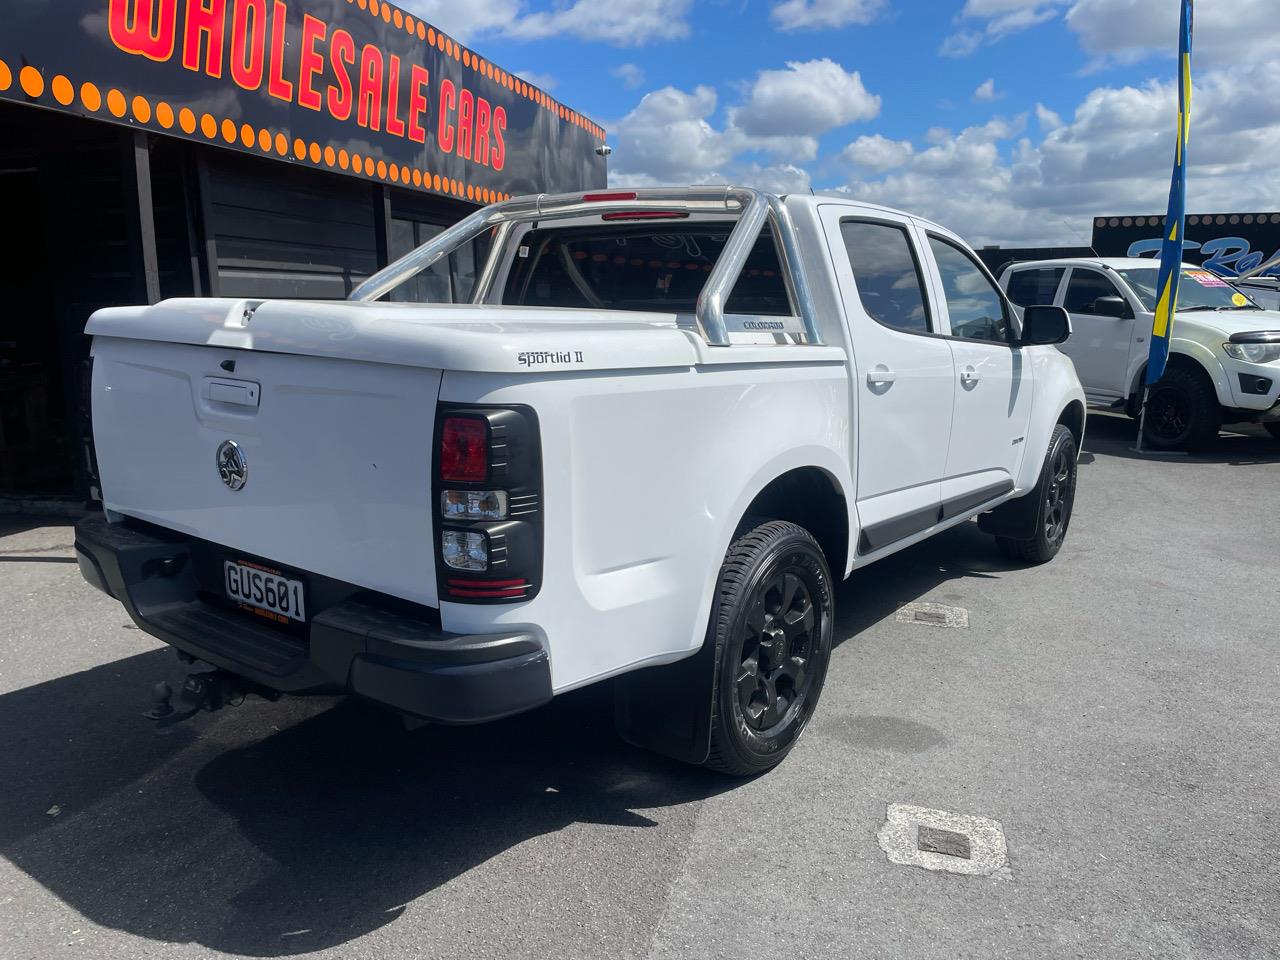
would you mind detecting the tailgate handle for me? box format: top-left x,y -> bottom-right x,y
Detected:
203,377 -> 260,408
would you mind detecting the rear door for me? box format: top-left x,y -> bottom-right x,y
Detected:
820,206 -> 953,554
1060,267 -> 1135,397
921,230 -> 1033,510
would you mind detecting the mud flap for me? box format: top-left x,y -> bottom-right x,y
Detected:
977,482 -> 1041,540
613,638 -> 716,765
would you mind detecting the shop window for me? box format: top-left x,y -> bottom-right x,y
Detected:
388,219 -> 487,303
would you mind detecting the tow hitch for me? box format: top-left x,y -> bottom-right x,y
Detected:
145,668 -> 280,730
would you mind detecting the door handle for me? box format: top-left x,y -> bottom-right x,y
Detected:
959,366 -> 980,386
867,365 -> 896,386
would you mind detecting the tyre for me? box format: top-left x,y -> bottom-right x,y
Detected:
1141,365 -> 1221,450
703,520 -> 834,777
1265,423 -> 1280,441
996,424 -> 1077,565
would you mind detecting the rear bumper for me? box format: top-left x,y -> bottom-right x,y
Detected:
74,515 -> 551,724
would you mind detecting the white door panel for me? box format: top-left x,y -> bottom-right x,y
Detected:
919,231 -> 1033,501
820,206 -> 952,552
1060,267 -> 1135,394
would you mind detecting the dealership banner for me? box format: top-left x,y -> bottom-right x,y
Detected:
1093,212 -> 1280,279
0,0 -> 607,201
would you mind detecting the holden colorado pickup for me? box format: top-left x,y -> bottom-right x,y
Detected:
1000,256 -> 1280,449
75,187 -> 1085,776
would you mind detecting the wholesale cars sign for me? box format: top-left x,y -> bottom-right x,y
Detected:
0,0 -> 607,201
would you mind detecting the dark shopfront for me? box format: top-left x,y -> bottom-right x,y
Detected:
0,0 -> 606,500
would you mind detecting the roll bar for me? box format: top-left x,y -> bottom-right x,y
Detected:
348,186 -> 822,347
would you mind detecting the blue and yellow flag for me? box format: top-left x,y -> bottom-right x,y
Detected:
1146,0 -> 1194,387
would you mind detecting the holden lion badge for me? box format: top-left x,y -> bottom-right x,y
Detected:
216,440 -> 248,491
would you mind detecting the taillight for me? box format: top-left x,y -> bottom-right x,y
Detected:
440,416 -> 488,482
434,405 -> 542,604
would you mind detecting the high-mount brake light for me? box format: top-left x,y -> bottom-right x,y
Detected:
440,416 -> 488,482
601,211 -> 690,221
582,191 -> 637,202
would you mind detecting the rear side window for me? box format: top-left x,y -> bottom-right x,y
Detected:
502,223 -> 791,316
1063,269 -> 1121,313
1006,267 -> 1065,307
839,220 -> 931,333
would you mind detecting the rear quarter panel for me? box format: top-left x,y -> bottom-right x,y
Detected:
438,361 -> 853,693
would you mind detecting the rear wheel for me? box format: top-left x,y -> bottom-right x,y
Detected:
996,424 -> 1077,565
704,520 -> 833,777
1142,365 -> 1221,450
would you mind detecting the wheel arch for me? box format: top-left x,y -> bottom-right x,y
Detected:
1128,343 -> 1231,407
1056,398 -> 1085,449
740,465 -> 850,583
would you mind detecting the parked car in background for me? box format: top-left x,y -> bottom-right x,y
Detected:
1000,257 -> 1280,448
75,188 -> 1085,777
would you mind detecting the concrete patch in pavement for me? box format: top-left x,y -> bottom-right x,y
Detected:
895,601 -> 969,629
877,803 -> 1007,876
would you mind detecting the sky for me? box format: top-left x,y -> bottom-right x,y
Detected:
404,0 -> 1280,247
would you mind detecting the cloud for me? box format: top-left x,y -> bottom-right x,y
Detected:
840,134 -> 914,173
940,0 -> 1066,57
731,59 -> 880,138
403,0 -> 691,46
513,70 -> 557,91
1065,0 -> 1274,70
770,0 -> 885,31
1034,102 -> 1063,131
609,58 -> 882,187
973,78 -> 1002,102
844,58 -> 1280,246
612,63 -> 646,89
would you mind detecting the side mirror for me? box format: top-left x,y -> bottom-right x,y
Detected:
1021,305 -> 1071,346
1093,295 -> 1132,319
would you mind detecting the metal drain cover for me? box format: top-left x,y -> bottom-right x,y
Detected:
877,804 -> 1007,876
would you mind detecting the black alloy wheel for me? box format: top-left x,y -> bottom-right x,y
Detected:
736,571 -> 817,734
1042,437 -> 1074,546
997,423 -> 1077,565
1145,383 -> 1191,444
1141,365 -> 1221,450
704,519 -> 833,776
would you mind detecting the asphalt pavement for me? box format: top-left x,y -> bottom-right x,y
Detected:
2,411 -> 1278,959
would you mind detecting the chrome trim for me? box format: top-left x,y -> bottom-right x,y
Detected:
1228,330 -> 1280,344
347,187 -> 824,348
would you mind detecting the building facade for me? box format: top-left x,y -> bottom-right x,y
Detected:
0,0 -> 606,497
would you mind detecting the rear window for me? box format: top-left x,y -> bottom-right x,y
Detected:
1006,267 -> 1065,307
502,222 -> 792,315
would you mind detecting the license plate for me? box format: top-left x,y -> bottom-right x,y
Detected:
224,560 -> 306,623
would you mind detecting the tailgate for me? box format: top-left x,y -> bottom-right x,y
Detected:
91,336 -> 442,606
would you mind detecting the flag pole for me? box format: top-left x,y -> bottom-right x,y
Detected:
1135,387 -> 1149,453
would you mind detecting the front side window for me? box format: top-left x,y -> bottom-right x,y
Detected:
1006,267 -> 1065,308
839,220 -> 931,333
1063,269 -> 1123,314
928,236 -> 1010,343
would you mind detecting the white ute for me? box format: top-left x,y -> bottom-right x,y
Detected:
76,187 -> 1085,775
1000,257 -> 1280,449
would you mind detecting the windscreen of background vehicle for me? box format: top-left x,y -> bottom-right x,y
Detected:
503,222 -> 792,315
1117,267 -> 1262,311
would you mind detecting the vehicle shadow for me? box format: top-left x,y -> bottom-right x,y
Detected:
832,518 -> 1011,645
1083,410 -> 1280,465
0,648 -> 730,956
1,520 -> 1023,956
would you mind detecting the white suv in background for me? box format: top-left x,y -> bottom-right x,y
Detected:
999,257 -> 1280,449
